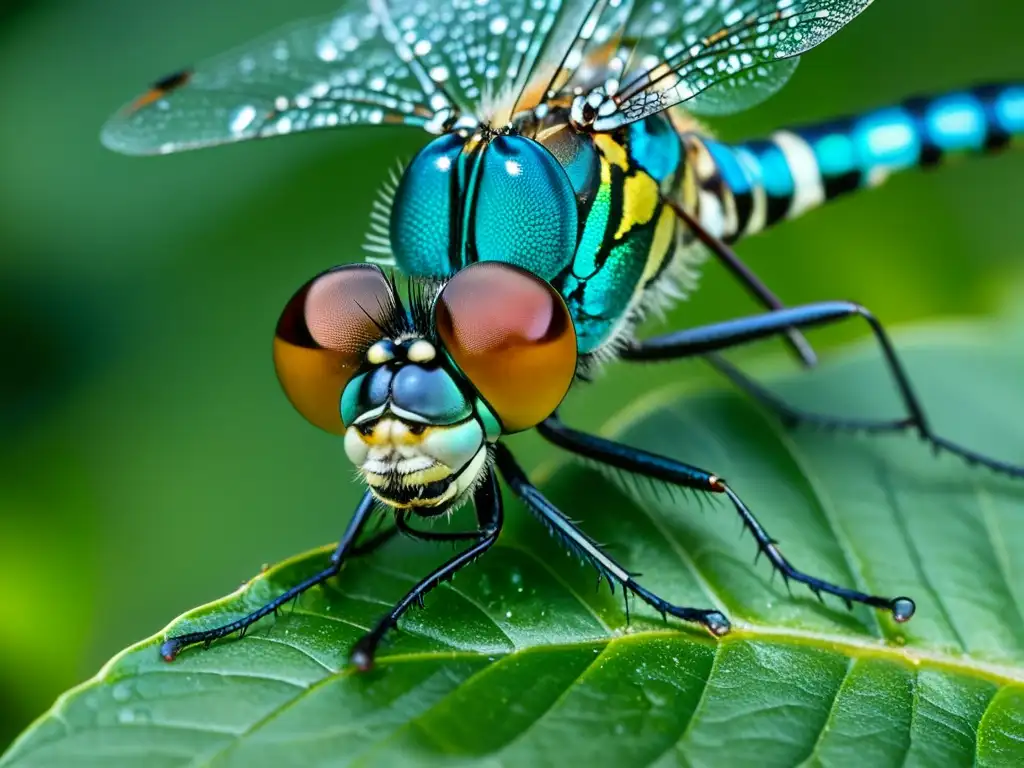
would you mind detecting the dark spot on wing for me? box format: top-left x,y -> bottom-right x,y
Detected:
127,68 -> 194,113
153,69 -> 193,93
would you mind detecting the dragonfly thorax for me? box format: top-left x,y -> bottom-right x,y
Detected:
389,124 -> 590,283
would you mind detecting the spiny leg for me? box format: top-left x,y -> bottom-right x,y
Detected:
537,414 -> 915,623
705,353 -> 913,434
350,523 -> 402,555
621,301 -> 1024,479
662,196 -> 817,369
161,491 -> 381,661
349,469 -> 504,670
494,444 -> 729,635
395,511 -> 490,542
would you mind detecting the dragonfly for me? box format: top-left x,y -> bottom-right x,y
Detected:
103,0 -> 1024,670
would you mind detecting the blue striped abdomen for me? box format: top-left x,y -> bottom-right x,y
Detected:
695,83 -> 1024,242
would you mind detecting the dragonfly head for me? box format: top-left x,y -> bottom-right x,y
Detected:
388,128 -> 590,282
273,263 -> 577,514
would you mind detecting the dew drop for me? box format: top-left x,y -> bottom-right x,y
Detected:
116,706 -> 150,725
112,682 -> 132,703
505,610 -> 512,618
642,681 -> 670,708
488,15 -> 509,35
229,105 -> 257,135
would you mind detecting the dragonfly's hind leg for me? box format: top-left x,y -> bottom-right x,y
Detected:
705,353 -> 915,434
621,302 -> 1024,479
535,415 -> 915,624
662,196 -> 818,368
494,443 -> 730,635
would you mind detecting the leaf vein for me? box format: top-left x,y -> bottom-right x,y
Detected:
876,463 -> 968,651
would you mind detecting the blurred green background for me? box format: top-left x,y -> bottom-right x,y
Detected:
1,0 -> 1023,748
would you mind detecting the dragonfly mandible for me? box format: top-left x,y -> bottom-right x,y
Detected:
102,0 -> 1024,669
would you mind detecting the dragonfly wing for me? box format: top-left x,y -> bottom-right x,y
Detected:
538,0 -> 873,130
684,57 -> 800,116
101,0 -> 567,155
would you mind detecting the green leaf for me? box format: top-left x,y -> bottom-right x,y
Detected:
5,326 -> 1024,767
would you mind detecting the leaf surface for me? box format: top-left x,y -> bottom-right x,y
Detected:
5,328 -> 1024,767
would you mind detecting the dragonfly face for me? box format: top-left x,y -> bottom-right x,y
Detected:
272,262 -> 576,513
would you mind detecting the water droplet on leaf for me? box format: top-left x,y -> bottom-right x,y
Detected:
112,683 -> 132,702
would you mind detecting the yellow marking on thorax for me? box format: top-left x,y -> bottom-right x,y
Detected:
640,207 -> 677,285
615,172 -> 660,240
593,134 -> 662,241
592,133 -> 679,300
594,134 -> 629,170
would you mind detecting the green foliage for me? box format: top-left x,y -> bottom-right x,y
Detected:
5,331 -> 1023,767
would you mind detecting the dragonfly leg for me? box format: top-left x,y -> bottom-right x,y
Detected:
537,414 -> 915,623
160,491 -> 380,661
662,196 -> 817,368
349,469 -> 504,670
495,444 -> 730,635
395,511 -> 492,542
704,353 -> 913,433
349,523 -> 401,555
621,301 -> 1024,479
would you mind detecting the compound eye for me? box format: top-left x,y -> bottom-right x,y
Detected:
435,262 -> 577,432
273,264 -> 395,434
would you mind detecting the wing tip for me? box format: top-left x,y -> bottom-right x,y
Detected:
99,121 -> 152,156
99,68 -> 196,156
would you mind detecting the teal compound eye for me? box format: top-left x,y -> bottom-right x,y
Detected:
390,132 -> 467,278
391,133 -> 579,281
472,135 -> 578,281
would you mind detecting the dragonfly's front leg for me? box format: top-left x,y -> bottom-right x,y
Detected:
535,415 -> 916,624
620,301 -> 1024,479
160,490 -> 383,661
349,469 -> 504,670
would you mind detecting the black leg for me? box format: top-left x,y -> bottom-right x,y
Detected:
662,196 -> 817,368
349,469 -> 504,670
350,523 -> 401,555
537,414 -> 916,623
395,511 -> 489,542
160,491 -> 380,661
621,301 -> 1024,479
495,444 -> 730,635
705,353 -> 913,434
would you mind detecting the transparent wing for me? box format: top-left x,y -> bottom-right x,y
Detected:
540,0 -> 873,129
682,57 -> 800,116
101,0 -> 567,156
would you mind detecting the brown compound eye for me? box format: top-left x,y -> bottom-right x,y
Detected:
273,264 -> 395,434
435,262 -> 577,433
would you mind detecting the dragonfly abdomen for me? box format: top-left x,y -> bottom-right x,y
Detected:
689,83 -> 1024,243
